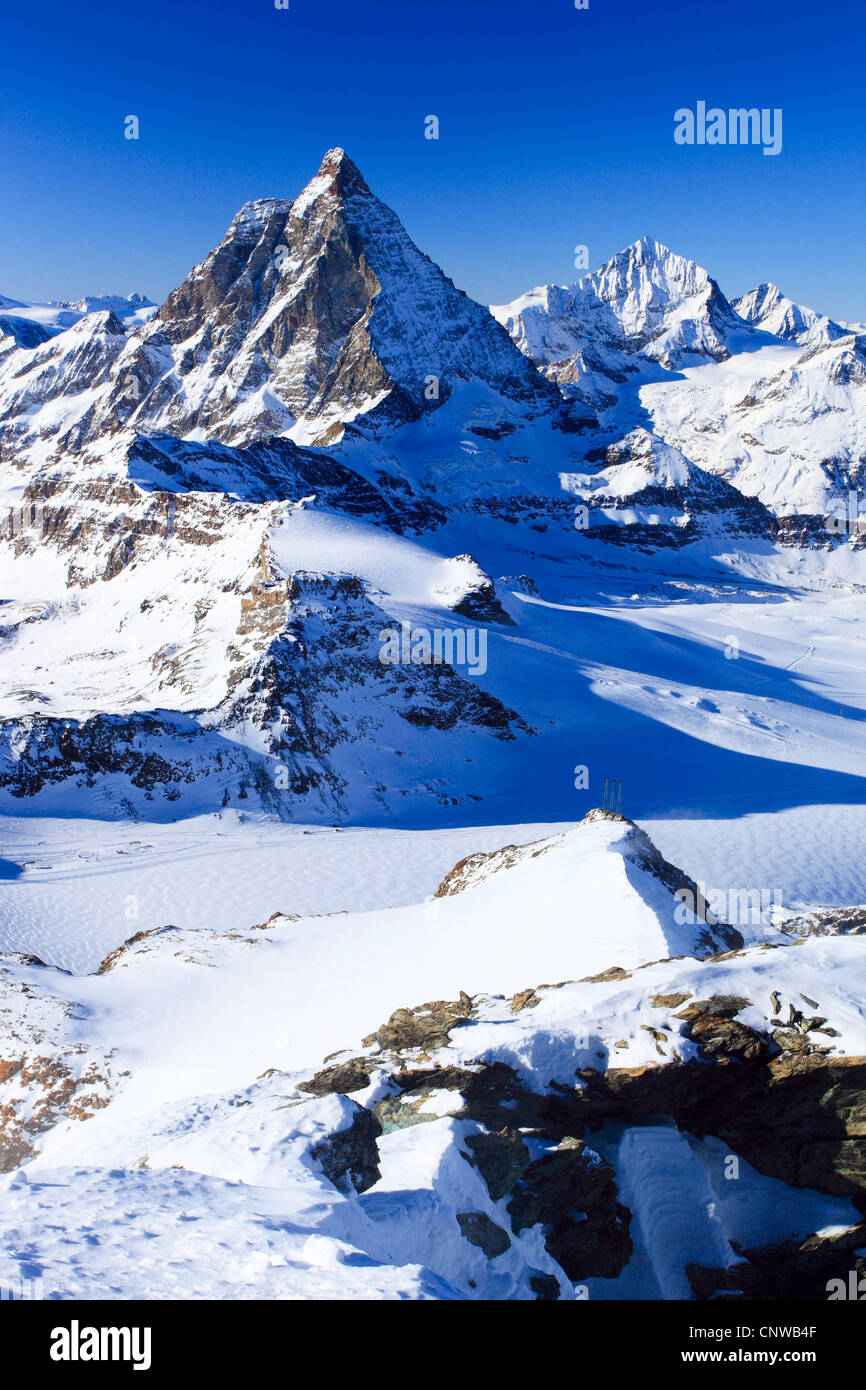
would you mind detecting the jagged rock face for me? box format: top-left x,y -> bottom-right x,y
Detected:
2,149 -> 864,825
81,148 -> 558,449
431,554 -> 515,624
641,329 -> 866,516
0,148 -> 564,489
0,711 -> 224,802
220,569 -> 529,802
0,568 -> 530,815
783,904 -> 866,937
0,335 -> 523,821
466,1128 -> 532,1201
360,993 -> 476,1058
572,1043 -> 866,1199
580,238 -> 744,365
505,1137 -> 633,1278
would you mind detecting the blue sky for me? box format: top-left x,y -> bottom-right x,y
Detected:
2,0 -> 864,320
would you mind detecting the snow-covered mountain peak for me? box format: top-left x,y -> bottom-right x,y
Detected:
733,282 -> 846,347
290,146 -> 373,218
492,237 -> 745,416
631,234 -> 672,257
580,238 -> 742,360
39,147 -> 559,449
597,235 -> 709,290
60,292 -> 156,317
491,236 -> 716,337
68,307 -> 127,337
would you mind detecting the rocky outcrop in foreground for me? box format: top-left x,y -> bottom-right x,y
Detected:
297,955 -> 866,1298
3,820 -> 864,1300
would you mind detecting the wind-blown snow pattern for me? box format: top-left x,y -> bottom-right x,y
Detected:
2,150 -> 866,1302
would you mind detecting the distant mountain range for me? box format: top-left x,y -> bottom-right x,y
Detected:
492,236 -> 866,515
0,291 -> 155,349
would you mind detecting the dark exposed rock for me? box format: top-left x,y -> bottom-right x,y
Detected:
465,1127 -> 532,1201
686,1260 -> 767,1300
771,1028 -> 811,1054
286,962 -> 866,1295
362,992 -> 475,1054
672,995 -> 769,1063
799,1138 -> 866,1194
651,992 -> 692,1009
622,830 -> 745,953
580,1053 -> 866,1197
433,837 -> 560,899
435,556 -> 516,626
506,1137 -> 633,1282
298,1057 -> 372,1097
562,428 -> 778,551
546,1203 -> 634,1281
372,1089 -> 462,1133
510,988 -> 540,1014
783,904 -> 866,938
456,1211 -> 511,1258
0,512 -> 530,818
0,712 -> 210,799
508,1138 -> 617,1231
369,980 -> 866,1199
309,1101 -> 382,1195
674,995 -> 752,1022
392,1063 -> 480,1096
74,147 -> 560,451
387,1059 -> 563,1136
529,1273 -> 561,1300
687,1016 -> 770,1064
580,965 -> 631,983
128,433 -> 445,532
689,1224 -> 866,1301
